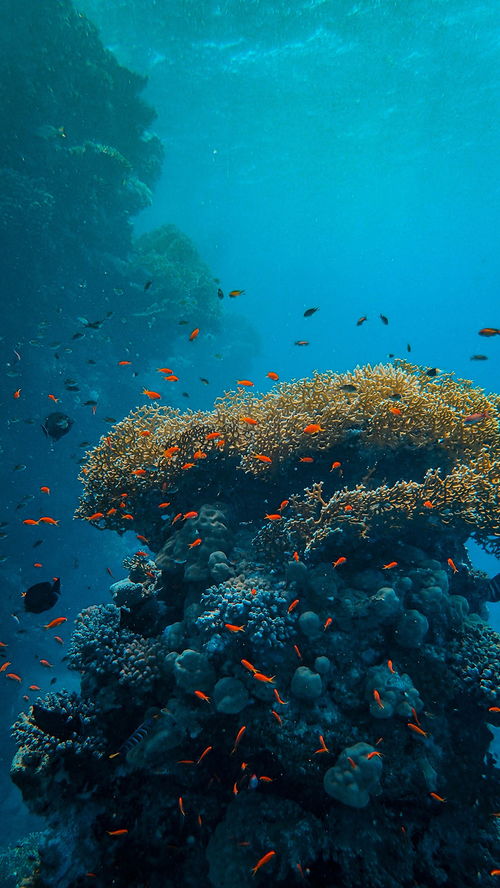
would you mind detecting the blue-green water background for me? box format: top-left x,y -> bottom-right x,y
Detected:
1,0 -> 499,848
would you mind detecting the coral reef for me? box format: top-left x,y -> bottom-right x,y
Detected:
11,365 -> 500,887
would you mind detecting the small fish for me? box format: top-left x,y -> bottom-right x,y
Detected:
422,500 -> 434,509
429,792 -> 446,803
107,829 -> 128,836
183,511 -> 198,520
188,538 -> 202,548
236,379 -> 254,387
251,850 -> 276,876
38,516 -> 59,525
143,389 -> 161,400
379,314 -> 389,325
29,684 -> 41,691
389,407 -> 402,415
23,519 -> 39,526
6,673 -> 22,682
356,316 -> 367,326
194,690 -> 210,703
193,450 -> 207,459
224,623 -> 245,632
40,659 -> 52,668
383,561 -> 398,569
241,416 -> 258,425
217,288 -> 224,299
389,392 -> 402,401
44,617 -> 67,629
303,307 -> 319,317
294,340 -> 309,346
447,558 -> 458,573
463,411 -> 490,425
339,383 -> 357,393
266,371 -> 279,380
117,360 -> 132,366
200,377 -> 209,385
323,617 -> 333,630
274,689 -> 288,705
330,461 -> 342,470
39,486 -> 50,495
241,659 -> 258,674
265,514 -> 282,521
365,750 -> 383,760
314,734 -> 329,754
0,662 -> 12,673
229,289 -> 245,297
231,725 -> 246,754
478,327 -> 500,337
196,745 -> 213,765
425,367 -> 439,377
387,660 -> 395,673
373,689 -> 384,709
253,672 -> 275,684
470,354 -> 488,361
253,453 -> 272,464
303,423 -> 324,434
407,722 -> 427,738
13,388 -> 21,399
271,710 -> 282,725
332,556 -> 347,568
144,280 -> 152,290
407,343 -> 412,352
178,797 -> 186,816
189,328 -> 200,341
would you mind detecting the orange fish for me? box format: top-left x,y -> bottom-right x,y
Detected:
253,672 -> 275,684
6,673 -> 21,682
54,636 -> 64,644
251,850 -> 276,875
347,756 -> 357,769
172,513 -> 183,524
163,374 -> 179,381
323,617 -> 333,630
29,684 -> 41,690
478,328 -> 500,337
287,599 -> 299,613
196,745 -> 213,765
231,725 -> 246,754
0,662 -> 11,672
389,407 -> 402,416
344,504 -> 353,512
40,659 -> 52,668
156,367 -> 173,374
383,561 -> 398,569
273,689 -> 288,705
229,289 -> 245,297
463,411 -> 490,425
38,517 -> 59,525
117,361 -> 132,366
407,722 -> 427,738
271,710 -> 282,725
314,734 -> 329,754
183,511 -> 198,520
121,514 -> 134,520
131,469 -> 147,476
143,389 -> 161,399
225,623 -> 245,632
87,512 -> 104,521
48,394 -> 59,402
193,450 -> 207,459
278,500 -> 289,511
447,558 -> 458,573
163,446 -> 180,458
189,328 -> 200,341
188,538 -> 202,548
356,316 -> 367,326
490,870 -> 500,876
23,519 -> 39,525
332,556 -> 347,568
423,500 -> 434,509
299,457 -> 314,463
429,792 -> 446,802
266,371 -> 279,380
365,750 -> 383,760
33,562 -> 43,568
236,379 -> 254,387
106,508 -> 117,516
39,486 -> 50,494
303,423 -> 324,434
139,430 -> 151,437
293,644 -> 302,659
194,690 -> 210,703
265,514 -> 282,521
241,659 -> 257,674
241,416 -> 258,425
330,461 -> 342,470
44,617 -> 67,629
488,706 -> 500,712
206,432 -> 222,441
253,453 -> 272,464
181,462 -> 195,470
13,389 -> 21,399
387,660 -> 395,673
107,829 -> 128,836
373,689 -> 384,709
178,797 -> 186,816
292,551 -> 299,562
158,502 -> 171,509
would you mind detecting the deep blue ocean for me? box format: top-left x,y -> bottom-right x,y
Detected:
1,1 -> 499,885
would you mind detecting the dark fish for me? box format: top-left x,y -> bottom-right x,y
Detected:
14,464 -> 27,472
103,417 -> 117,423
84,319 -> 105,330
379,314 -> 389,325
388,353 -> 395,358
470,354 -> 488,361
217,288 -> 224,300
339,383 -> 357,393
83,400 -> 98,407
32,539 -> 44,548
294,340 -> 309,346
65,384 -> 80,392
178,320 -> 188,325
24,577 -> 60,614
389,393 -> 402,401
182,392 -> 190,398
42,412 -> 74,441
32,704 -> 82,740
303,307 -> 319,317
72,332 -> 85,340
478,328 -> 500,337
86,359 -> 97,365
425,368 -> 439,377
487,573 -> 500,602
144,280 -> 152,290
118,715 -> 159,756
407,344 -> 412,352
199,378 -> 209,385
78,441 -> 91,447
356,316 -> 367,326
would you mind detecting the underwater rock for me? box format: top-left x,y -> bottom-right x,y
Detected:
174,648 -> 215,693
323,742 -> 383,808
291,666 -> 323,701
156,503 -> 233,582
394,608 -> 429,647
213,677 -> 250,714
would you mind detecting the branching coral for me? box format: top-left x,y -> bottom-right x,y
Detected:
76,362 -> 500,554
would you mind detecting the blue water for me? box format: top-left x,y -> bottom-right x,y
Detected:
1,0 -> 499,877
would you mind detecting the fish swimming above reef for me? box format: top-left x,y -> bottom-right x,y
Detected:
42,412 -> 74,441
24,577 -> 60,614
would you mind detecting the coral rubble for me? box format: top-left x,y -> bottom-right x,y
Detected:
11,364 -> 500,887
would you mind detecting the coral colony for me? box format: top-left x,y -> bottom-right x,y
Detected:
11,362 -> 500,886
